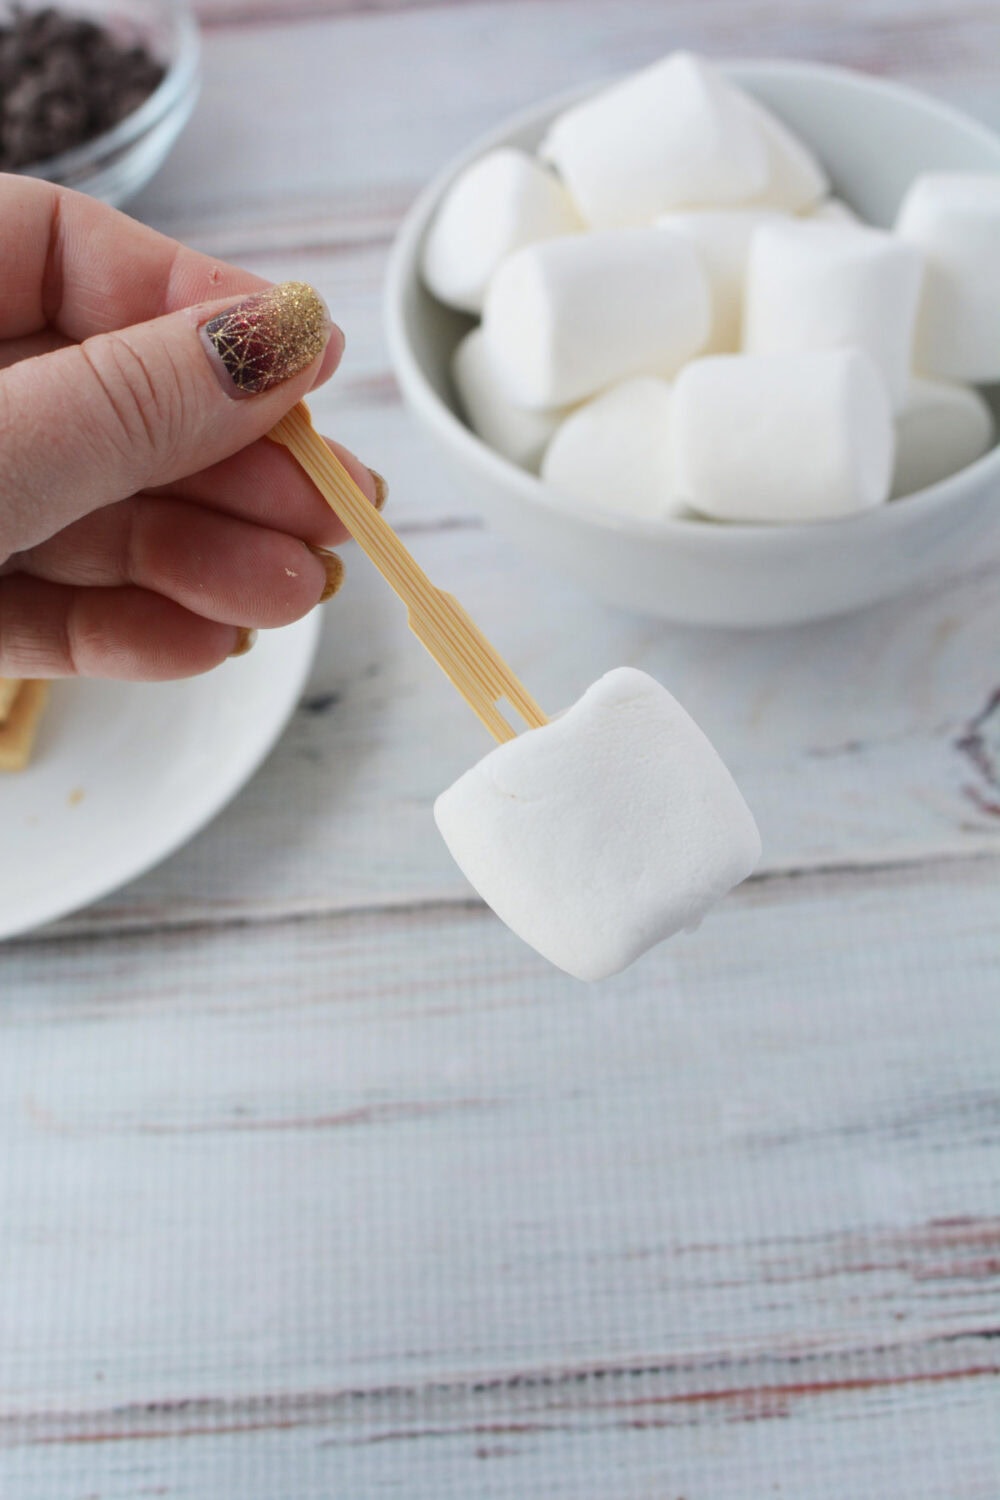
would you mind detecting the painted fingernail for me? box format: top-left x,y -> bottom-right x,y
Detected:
229,627 -> 257,658
200,282 -> 333,397
368,468 -> 388,510
307,545 -> 345,602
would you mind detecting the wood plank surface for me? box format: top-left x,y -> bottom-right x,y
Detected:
2,0 -> 998,1495
136,3 -> 1000,246
1,861 -> 998,1495
6,1380 -> 1000,1500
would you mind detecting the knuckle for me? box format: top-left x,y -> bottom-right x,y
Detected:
0,371 -> 53,563
79,332 -> 188,479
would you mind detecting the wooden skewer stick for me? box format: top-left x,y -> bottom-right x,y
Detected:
269,402 -> 548,744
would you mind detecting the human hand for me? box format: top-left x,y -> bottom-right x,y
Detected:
0,175 -> 380,680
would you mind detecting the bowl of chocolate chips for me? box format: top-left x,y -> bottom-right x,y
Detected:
0,0 -> 199,206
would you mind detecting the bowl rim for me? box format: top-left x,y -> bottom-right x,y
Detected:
384,56 -> 1000,549
13,0 -> 201,182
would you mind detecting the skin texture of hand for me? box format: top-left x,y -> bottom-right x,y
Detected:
0,174 -> 379,680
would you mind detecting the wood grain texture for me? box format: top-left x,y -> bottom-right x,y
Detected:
5,1379 -> 1000,1500
187,0 -> 1000,75
1,861 -> 998,1496
134,5 -> 1000,245
194,0 -> 523,22
3,1 -> 1000,1495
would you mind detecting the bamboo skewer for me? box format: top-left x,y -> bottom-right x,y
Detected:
269,402 -> 548,744
0,681 -> 49,772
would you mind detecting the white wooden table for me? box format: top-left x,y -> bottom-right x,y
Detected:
2,2 -> 1000,1495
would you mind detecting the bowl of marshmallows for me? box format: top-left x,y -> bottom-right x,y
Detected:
385,53 -> 1000,627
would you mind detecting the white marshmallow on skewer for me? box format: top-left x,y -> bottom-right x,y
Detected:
421,147 -> 582,314
538,51 -> 770,228
743,219 -> 924,410
740,94 -> 829,213
892,377 -> 995,499
435,667 -> 761,982
671,348 -> 894,523
540,378 -> 680,519
481,228 -> 711,408
452,328 -> 567,472
807,196 -> 861,224
655,209 -> 784,352
895,172 -> 1000,382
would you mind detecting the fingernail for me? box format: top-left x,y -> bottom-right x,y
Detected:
200,282 -> 334,397
368,468 -> 388,510
307,545 -> 345,602
229,627 -> 257,658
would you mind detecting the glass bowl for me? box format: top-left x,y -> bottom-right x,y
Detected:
5,0 -> 201,207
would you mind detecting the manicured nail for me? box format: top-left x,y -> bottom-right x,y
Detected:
307,545 -> 345,602
368,468 -> 388,510
229,627 -> 257,658
200,282 -> 333,397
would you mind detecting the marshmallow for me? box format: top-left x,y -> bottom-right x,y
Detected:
655,209 -> 784,352
435,667 -> 761,981
421,147 -> 582,313
481,228 -> 711,408
743,220 -> 924,410
671,349 -> 894,523
540,378 -> 680,519
452,329 -> 567,472
807,196 -> 861,224
892,377 -> 995,499
895,172 -> 1000,382
741,94 -> 829,213
539,51 -> 770,228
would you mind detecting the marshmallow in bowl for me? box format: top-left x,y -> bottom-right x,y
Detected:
452,328 -> 567,472
671,348 -> 894,523
892,377 -> 995,498
434,667 -> 761,982
540,378 -> 679,519
421,147 -> 582,314
743,219 -> 924,410
655,209 -> 785,352
417,51 -> 999,518
539,51 -> 770,228
895,172 -> 1000,382
481,228 -> 711,408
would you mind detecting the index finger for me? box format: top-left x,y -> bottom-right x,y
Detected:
0,173 -> 267,340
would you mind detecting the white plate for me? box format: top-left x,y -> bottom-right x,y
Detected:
0,612 -> 321,941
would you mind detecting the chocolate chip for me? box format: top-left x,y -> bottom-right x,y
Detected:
0,5 -> 165,169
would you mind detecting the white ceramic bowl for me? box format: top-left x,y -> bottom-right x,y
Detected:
385,60 -> 1000,627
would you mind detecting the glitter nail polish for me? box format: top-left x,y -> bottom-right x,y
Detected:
367,468 -> 389,510
201,282 -> 331,396
229,627 -> 257,658
307,546 -> 346,602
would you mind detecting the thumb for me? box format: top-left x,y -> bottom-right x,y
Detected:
0,281 -> 340,559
